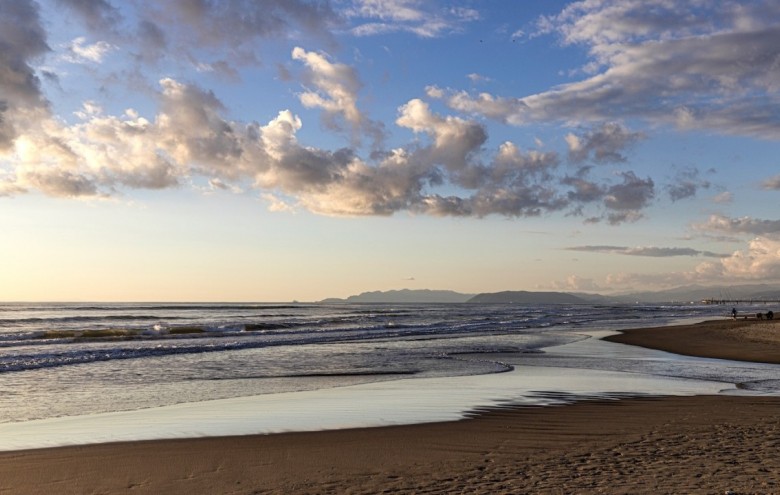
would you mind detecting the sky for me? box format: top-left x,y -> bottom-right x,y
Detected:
1,0 -> 780,302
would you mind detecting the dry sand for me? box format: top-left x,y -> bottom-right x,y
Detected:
605,317 -> 780,364
2,318 -> 780,494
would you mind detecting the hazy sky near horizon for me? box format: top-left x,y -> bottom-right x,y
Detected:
2,0 -> 780,301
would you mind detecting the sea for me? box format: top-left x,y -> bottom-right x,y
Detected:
1,301 -> 779,450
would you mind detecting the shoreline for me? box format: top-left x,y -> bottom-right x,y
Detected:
605,317 -> 780,365
2,318 -> 780,493
3,395 -> 779,494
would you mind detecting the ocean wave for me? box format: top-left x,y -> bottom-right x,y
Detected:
0,318 -> 560,374
0,340 -> 261,373
0,302 -> 728,377
736,379 -> 780,393
0,315 -> 188,326
0,303 -> 314,316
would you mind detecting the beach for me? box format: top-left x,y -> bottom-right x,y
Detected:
604,317 -> 780,365
1,317 -> 779,494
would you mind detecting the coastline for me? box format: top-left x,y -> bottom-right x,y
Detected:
2,318 -> 780,494
604,317 -> 780,365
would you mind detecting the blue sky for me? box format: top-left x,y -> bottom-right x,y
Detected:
1,0 -> 779,301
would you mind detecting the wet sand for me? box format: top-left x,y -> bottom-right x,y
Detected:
2,318 -> 779,494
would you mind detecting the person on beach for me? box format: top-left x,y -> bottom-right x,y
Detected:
732,308 -> 737,319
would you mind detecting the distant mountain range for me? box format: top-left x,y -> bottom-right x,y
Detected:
467,291 -> 587,304
320,289 -> 473,304
607,283 -> 780,304
319,284 -> 780,304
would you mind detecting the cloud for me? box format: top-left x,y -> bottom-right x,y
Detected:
594,232 -> 780,290
694,214 -> 780,237
665,167 -> 711,202
346,0 -> 479,38
565,123 -> 644,164
56,0 -> 121,32
762,174 -> 780,190
134,20 -> 168,64
562,172 -> 604,205
396,98 -> 487,177
203,178 -> 242,195
0,77 -> 244,198
2,0 -> 667,219
262,192 -> 296,213
0,73 -> 630,219
711,191 -> 733,204
63,37 -> 116,64
537,0 -> 726,47
566,245 -> 725,258
20,168 -> 99,198
153,78 -> 243,177
549,274 -> 601,292
0,0 -> 50,149
194,60 -> 241,82
63,0 -> 339,69
292,47 -> 384,145
603,270 -> 696,291
429,88 -> 528,124
431,1 -> 780,139
695,237 -> 780,281
593,236 -> 780,289
0,167 -> 27,196
0,16 -> 667,226
157,0 -> 337,45
467,73 -> 490,84
601,171 -> 654,224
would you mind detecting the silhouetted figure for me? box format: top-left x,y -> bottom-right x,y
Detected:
732,308 -> 737,319
768,310 -> 774,320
